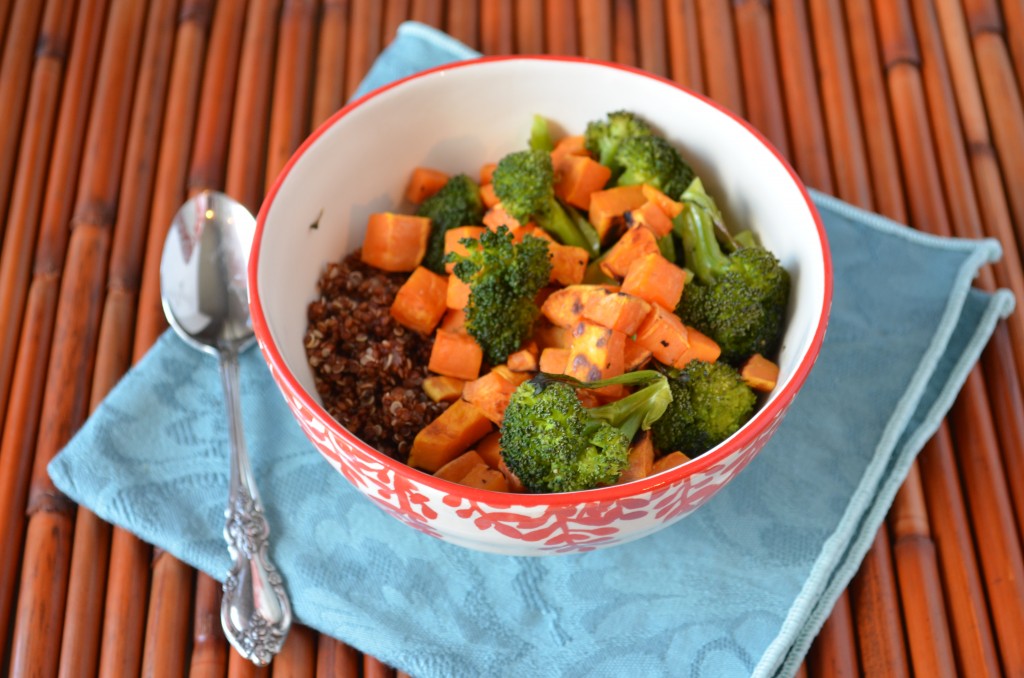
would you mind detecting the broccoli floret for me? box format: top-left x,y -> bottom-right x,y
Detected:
500,371 -> 672,493
447,225 -> 552,365
675,178 -> 790,364
417,174 -> 484,273
491,149 -> 594,254
615,135 -> 695,199
651,360 -> 756,457
584,110 -> 654,171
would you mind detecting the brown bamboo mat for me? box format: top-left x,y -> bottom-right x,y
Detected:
1,1 -> 1023,676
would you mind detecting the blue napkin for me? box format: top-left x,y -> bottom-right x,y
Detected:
49,22 -> 1015,678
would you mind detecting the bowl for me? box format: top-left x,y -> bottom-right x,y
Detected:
250,56 -> 832,556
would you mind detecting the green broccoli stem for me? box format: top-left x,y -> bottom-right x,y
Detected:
532,370 -> 672,440
656,233 -> 677,263
675,178 -> 731,285
589,376 -> 672,440
538,199 -> 594,253
530,114 -> 554,152
563,203 -> 602,257
733,230 -> 760,250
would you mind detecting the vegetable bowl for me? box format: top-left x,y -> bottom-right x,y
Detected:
250,57 -> 832,556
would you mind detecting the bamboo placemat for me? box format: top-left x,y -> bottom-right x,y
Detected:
1,1 -> 1022,676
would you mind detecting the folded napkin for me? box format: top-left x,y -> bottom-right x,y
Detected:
50,22 -> 1015,678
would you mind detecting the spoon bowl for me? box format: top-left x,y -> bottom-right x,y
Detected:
160,191 -> 255,354
160,190 -> 292,665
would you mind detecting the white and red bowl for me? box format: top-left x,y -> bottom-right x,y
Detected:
250,57 -> 832,556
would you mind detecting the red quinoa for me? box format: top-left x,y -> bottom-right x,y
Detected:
304,251 -> 448,461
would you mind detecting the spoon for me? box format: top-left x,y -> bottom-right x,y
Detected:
160,190 -> 292,665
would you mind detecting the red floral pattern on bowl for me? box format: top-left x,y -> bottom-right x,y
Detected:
263,346 -> 791,555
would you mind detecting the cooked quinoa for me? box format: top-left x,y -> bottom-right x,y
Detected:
304,251 -> 447,461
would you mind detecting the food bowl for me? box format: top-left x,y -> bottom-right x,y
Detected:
250,56 -> 832,556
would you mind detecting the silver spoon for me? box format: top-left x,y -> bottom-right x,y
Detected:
160,190 -> 292,666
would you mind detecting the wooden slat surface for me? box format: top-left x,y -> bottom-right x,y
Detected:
1,2 -> 1022,675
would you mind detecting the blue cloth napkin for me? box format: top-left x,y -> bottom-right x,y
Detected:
49,22 -> 1015,678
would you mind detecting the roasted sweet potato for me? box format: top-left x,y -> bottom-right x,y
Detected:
428,329 -> 483,380
390,266 -> 448,334
404,167 -> 449,204
588,184 -> 646,242
581,290 -> 652,335
361,212 -> 431,272
620,251 -> 686,311
741,353 -> 779,392
463,370 -> 519,425
408,399 -> 493,472
599,225 -> 659,279
634,305 -> 690,365
617,432 -> 655,483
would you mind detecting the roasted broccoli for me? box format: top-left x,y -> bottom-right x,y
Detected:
447,225 -> 552,365
501,371 -> 672,493
491,149 -> 594,253
583,110 -> 654,171
615,134 -> 695,199
417,174 -> 485,273
675,178 -> 790,364
651,360 -> 756,457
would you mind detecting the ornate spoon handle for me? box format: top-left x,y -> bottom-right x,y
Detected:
218,348 -> 292,666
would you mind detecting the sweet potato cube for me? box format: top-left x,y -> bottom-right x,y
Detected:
408,399 -> 493,472
617,432 -> 655,483
554,154 -> 612,210
588,185 -> 647,242
515,224 -> 556,244
483,202 -> 526,232
623,336 -> 653,371
674,325 -> 721,367
539,347 -> 570,374
480,162 -> 497,185
479,182 -> 500,209
443,226 -> 486,273
463,370 -> 519,425
550,134 -> 588,168
625,200 -> 674,237
439,307 -> 467,334
434,450 -> 486,482
540,284 -> 617,328
600,226 -> 660,279
474,430 -> 503,468
565,321 -> 626,382
491,364 -> 532,386
404,167 -> 449,204
740,353 -> 780,392
422,375 -> 465,403
548,242 -> 589,286
634,306 -> 690,365
390,266 -> 448,334
533,322 -> 572,350
581,290 -> 652,335
428,329 -> 483,380
621,252 -> 686,311
576,389 -> 603,408
459,464 -> 509,492
446,274 -> 471,310
641,183 -> 684,218
507,347 -> 539,372
361,212 -> 431,272
652,451 -> 691,473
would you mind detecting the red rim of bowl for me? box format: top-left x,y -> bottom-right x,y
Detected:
250,54 -> 834,508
